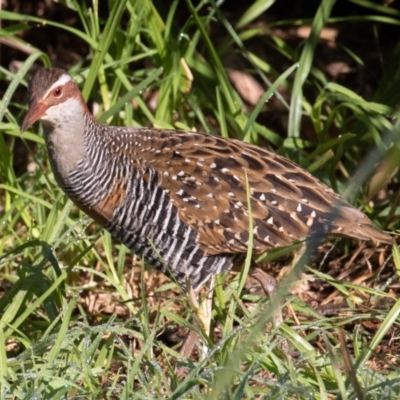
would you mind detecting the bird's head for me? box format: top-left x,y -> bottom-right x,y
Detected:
21,67 -> 87,133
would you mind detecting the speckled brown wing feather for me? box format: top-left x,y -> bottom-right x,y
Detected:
118,128 -> 391,256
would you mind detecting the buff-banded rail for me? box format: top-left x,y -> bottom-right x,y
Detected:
21,67 -> 392,355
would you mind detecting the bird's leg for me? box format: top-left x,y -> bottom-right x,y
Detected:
189,275 -> 214,338
178,328 -> 198,361
179,275 -> 215,359
179,245 -> 308,362
249,266 -> 283,328
250,245 -> 307,334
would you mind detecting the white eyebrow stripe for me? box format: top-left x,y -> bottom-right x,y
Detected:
44,74 -> 72,98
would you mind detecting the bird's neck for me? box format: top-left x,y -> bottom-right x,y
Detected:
42,97 -> 90,188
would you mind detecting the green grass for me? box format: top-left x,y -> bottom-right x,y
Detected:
1,0 -> 400,398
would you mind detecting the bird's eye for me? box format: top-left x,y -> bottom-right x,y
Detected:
53,86 -> 62,97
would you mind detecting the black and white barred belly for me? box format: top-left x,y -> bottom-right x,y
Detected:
66,158 -> 233,290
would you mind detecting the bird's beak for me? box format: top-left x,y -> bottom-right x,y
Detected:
21,101 -> 47,133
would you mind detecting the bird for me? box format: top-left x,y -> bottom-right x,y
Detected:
21,67 -> 392,311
